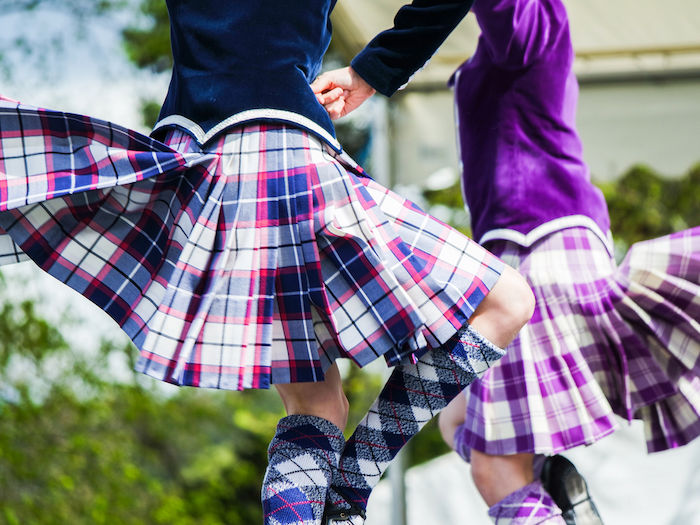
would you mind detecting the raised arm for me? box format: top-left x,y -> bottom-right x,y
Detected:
312,0 -> 475,118
472,0 -> 563,68
351,0 -> 476,97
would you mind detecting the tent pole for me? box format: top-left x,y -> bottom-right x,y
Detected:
390,447 -> 408,525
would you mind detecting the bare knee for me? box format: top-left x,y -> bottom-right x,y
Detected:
470,265 -> 535,348
471,450 -> 535,506
275,364 -> 349,431
490,265 -> 535,331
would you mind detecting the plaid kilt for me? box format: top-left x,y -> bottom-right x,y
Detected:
454,226 -> 700,455
0,96 -> 503,390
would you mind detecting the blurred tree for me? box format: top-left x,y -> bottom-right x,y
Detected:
122,0 -> 172,73
423,163 -> 700,257
597,163 -> 700,255
0,297 -> 66,371
1,0 -> 122,14
0,273 -> 390,523
0,276 -> 282,524
423,179 -> 472,237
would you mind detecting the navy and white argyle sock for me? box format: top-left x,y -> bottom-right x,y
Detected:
262,415 -> 346,525
326,324 -> 506,520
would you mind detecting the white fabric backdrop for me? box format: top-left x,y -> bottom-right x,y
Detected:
366,419 -> 700,525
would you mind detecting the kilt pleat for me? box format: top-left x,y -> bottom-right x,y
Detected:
0,95 -> 210,210
0,97 -> 503,390
455,226 -> 700,456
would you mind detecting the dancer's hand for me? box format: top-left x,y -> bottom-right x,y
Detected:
311,67 -> 376,120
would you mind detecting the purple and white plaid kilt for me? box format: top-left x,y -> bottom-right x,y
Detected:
0,96 -> 503,390
454,226 -> 700,455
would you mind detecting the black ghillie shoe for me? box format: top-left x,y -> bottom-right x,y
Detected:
323,504 -> 366,525
541,455 -> 604,525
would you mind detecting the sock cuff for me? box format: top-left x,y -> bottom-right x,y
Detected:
487,480 -> 562,522
459,323 -> 506,356
272,415 -> 346,455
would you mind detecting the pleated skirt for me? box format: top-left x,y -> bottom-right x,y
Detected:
0,96 -> 503,390
454,226 -> 700,454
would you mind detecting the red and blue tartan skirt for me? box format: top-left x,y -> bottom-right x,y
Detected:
0,96 -> 503,390
454,226 -> 700,455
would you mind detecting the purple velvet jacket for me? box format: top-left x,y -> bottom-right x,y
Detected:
451,0 -> 610,246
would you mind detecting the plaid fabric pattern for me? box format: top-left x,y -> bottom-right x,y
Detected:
0,96 -> 503,390
327,325 -> 506,513
262,415 -> 345,525
454,226 -> 700,457
0,96 -> 207,209
488,481 -> 566,525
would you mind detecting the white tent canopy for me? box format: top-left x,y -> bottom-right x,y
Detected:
332,0 -> 700,85
331,0 -> 700,183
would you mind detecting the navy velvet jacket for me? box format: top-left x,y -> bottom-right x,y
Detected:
154,0 -> 475,151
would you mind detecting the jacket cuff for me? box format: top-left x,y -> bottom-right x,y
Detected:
351,49 -> 411,97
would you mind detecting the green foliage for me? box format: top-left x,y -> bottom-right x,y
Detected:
2,0 -> 122,15
423,180 -> 472,236
122,0 -> 172,73
0,275 -> 281,524
423,163 -> 700,255
0,280 -> 393,523
0,298 -> 67,369
140,99 -> 164,129
0,382 -> 281,524
597,163 -> 700,253
0,337 -> 282,523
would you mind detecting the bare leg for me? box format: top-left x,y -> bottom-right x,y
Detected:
467,265 -> 535,350
438,390 -> 468,449
262,365 -> 349,525
471,450 -> 536,506
275,363 -> 349,431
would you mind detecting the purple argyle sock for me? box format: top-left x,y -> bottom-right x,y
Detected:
488,480 -> 567,525
262,415 -> 345,525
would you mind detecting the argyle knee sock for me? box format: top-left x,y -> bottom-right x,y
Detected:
262,415 -> 345,525
326,324 -> 506,519
488,480 -> 567,525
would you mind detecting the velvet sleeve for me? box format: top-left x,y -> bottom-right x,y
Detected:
472,0 -> 563,69
350,0 -> 475,97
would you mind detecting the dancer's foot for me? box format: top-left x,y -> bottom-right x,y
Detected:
323,501 -> 366,525
540,455 -> 604,525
